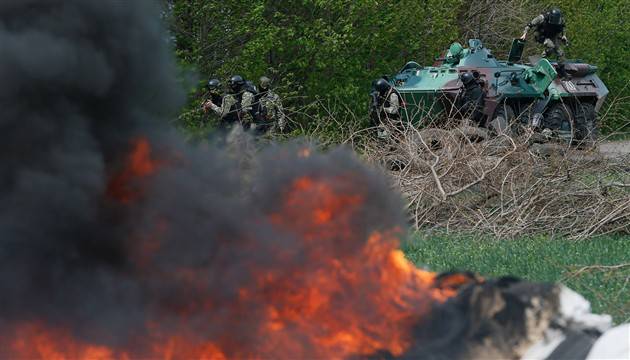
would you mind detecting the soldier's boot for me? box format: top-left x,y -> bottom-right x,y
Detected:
542,39 -> 554,59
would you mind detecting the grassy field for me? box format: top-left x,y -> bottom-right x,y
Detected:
403,234 -> 630,324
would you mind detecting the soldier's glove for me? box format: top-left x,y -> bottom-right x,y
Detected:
520,27 -> 530,40
561,36 -> 569,45
202,100 -> 213,112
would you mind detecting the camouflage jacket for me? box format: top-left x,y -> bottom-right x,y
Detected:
209,91 -> 255,124
239,91 -> 254,124
525,13 -> 566,42
382,90 -> 400,116
258,90 -> 285,129
209,94 -> 236,118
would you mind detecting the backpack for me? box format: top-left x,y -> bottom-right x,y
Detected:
244,80 -> 258,96
535,13 -> 565,43
235,81 -> 259,122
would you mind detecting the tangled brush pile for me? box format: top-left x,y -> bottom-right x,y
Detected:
359,119 -> 630,239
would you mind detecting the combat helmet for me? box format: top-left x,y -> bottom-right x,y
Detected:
207,78 -> 221,91
375,78 -> 391,93
548,8 -> 563,25
228,75 -> 245,92
259,76 -> 271,90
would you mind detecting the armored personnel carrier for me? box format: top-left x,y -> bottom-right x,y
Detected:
373,39 -> 608,142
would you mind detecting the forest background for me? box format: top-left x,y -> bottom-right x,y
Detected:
164,0 -> 628,140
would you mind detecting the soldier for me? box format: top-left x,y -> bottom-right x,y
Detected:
255,76 -> 285,135
372,78 -> 402,138
458,72 -> 485,125
521,8 -> 569,78
206,75 -> 255,130
237,76 -> 256,129
202,78 -> 222,118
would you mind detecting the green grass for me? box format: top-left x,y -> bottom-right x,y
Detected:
600,130 -> 630,141
403,234 -> 630,323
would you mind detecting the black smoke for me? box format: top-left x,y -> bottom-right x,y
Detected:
0,0 -> 408,357
0,0 -> 182,345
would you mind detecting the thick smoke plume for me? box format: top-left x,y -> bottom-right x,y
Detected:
0,0 -> 181,340
0,1 -> 435,358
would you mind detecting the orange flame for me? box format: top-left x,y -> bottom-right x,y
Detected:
106,137 -> 160,203
9,323 -> 118,360
5,165 -> 473,359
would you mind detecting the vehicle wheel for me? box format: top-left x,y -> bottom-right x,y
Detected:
543,103 -> 571,131
489,103 -> 515,135
544,103 -> 573,143
574,103 -> 597,143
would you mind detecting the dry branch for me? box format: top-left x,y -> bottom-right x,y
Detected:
357,117 -> 630,239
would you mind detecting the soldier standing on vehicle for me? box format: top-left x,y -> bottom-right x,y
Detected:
521,8 -> 570,78
458,72 -> 485,125
372,78 -> 402,138
255,76 -> 285,135
206,75 -> 255,130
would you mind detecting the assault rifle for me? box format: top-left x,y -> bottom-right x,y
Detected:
369,90 -> 383,125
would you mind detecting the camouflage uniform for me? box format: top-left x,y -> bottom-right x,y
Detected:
459,73 -> 485,125
208,93 -> 239,129
376,88 -> 402,139
207,91 -> 255,129
523,10 -> 568,63
258,90 -> 285,131
381,89 -> 400,119
202,79 -> 223,123
239,90 -> 255,127
254,77 -> 285,134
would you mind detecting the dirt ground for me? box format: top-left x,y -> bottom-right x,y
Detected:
599,140 -> 630,159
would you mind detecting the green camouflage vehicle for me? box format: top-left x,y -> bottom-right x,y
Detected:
372,39 -> 608,142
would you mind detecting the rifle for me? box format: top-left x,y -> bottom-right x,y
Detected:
369,91 -> 382,125
200,90 -> 211,111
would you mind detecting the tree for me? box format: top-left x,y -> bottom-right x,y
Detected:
167,0 -> 628,135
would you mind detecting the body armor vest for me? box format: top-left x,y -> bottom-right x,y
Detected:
535,19 -> 564,43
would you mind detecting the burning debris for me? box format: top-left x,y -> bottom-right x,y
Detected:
0,1 -> 624,359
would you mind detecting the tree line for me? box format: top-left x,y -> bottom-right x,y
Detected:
165,0 -> 628,137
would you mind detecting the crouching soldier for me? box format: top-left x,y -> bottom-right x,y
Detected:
202,78 -> 223,120
521,8 -> 570,78
458,72 -> 485,125
371,78 -> 402,138
254,76 -> 285,135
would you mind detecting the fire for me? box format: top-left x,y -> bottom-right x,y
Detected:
4,146 -> 474,360
298,147 -> 311,158
9,323 -> 117,360
106,137 -> 161,203
241,174 -> 460,358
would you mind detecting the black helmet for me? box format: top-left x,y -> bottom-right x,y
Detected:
548,8 -> 562,25
375,78 -> 391,93
228,75 -> 245,92
460,72 -> 475,85
207,78 -> 220,90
